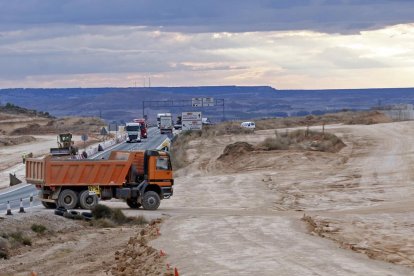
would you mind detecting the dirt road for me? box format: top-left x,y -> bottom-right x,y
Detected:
0,135 -> 58,189
149,121 -> 414,275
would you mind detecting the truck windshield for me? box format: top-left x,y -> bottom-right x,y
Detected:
126,126 -> 140,131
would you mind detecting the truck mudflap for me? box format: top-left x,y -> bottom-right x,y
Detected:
38,186 -> 61,202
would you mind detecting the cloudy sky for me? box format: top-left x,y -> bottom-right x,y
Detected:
1,0 -> 414,89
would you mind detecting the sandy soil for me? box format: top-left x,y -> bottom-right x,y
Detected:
0,135 -> 60,189
1,120 -> 414,275
148,121 -> 414,275
0,211 -> 172,276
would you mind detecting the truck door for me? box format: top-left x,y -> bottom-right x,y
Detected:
148,156 -> 173,186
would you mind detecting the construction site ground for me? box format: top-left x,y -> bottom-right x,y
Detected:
1,120 -> 414,275
148,121 -> 414,275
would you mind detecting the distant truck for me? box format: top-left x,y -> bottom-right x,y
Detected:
125,122 -> 142,143
25,150 -> 174,210
157,113 -> 172,128
133,118 -> 148,138
159,115 -> 173,134
202,117 -> 212,125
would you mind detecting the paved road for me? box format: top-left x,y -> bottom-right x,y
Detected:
0,127 -> 169,213
92,127 -> 169,159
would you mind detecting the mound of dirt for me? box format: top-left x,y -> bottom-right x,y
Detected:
258,130 -> 346,153
9,117 -> 105,135
255,111 -> 392,130
108,219 -> 174,276
217,142 -> 255,160
0,135 -> 36,147
0,103 -> 54,119
344,111 -> 392,125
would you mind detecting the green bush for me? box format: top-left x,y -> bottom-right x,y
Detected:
111,209 -> 128,224
0,250 -> 8,259
91,204 -> 144,227
31,224 -> 47,234
128,215 -> 148,226
9,232 -> 32,246
91,204 -> 113,219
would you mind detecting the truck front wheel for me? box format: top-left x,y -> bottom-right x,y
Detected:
79,190 -> 98,209
58,189 -> 79,209
142,191 -> 160,210
126,198 -> 141,209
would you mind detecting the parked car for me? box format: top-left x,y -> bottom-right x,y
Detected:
241,121 -> 256,129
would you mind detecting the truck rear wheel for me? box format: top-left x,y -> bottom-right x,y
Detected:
58,189 -> 79,209
142,191 -> 160,210
41,201 -> 57,209
126,198 -> 141,209
79,190 -> 98,209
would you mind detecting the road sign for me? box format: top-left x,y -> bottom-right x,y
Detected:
192,97 -> 203,107
108,123 -> 118,131
182,111 -> 202,131
203,97 -> 215,107
100,127 -> 108,136
81,134 -> 88,142
182,120 -> 203,131
182,112 -> 202,121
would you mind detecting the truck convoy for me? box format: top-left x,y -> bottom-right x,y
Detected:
125,122 -> 142,143
133,118 -> 148,138
25,150 -> 174,210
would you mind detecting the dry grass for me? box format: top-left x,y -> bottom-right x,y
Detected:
259,130 -> 346,153
171,111 -> 379,168
10,116 -> 105,135
255,111 -> 391,130
171,124 -> 253,169
91,204 -> 148,227
0,135 -> 36,147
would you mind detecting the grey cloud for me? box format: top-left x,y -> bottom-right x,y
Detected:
0,0 -> 413,33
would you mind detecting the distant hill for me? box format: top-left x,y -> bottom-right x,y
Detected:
0,86 -> 414,123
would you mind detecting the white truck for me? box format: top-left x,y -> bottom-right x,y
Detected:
125,122 -> 142,143
157,113 -> 172,128
160,115 -> 173,134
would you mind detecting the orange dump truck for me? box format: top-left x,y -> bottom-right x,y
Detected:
25,150 -> 173,210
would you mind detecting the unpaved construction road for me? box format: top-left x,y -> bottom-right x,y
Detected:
2,121 -> 414,275
148,121 -> 414,275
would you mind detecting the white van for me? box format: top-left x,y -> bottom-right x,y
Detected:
240,121 -> 256,129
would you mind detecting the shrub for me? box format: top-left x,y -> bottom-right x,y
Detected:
258,130 -> 345,153
129,215 -> 148,225
0,250 -> 8,259
31,224 -> 47,234
91,218 -> 116,228
91,204 -> 145,227
91,204 -> 112,219
9,232 -> 32,246
111,209 -> 128,224
261,137 -> 290,150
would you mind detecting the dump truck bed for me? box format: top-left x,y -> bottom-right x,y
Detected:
26,151 -> 144,187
